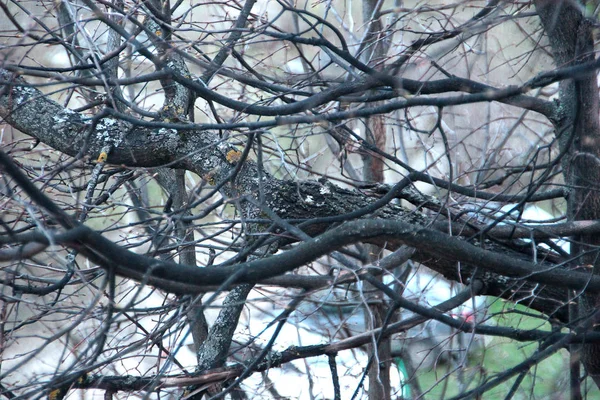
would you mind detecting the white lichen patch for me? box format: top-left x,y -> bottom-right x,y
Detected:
217,142 -> 229,152
13,85 -> 37,105
95,117 -> 124,147
319,186 -> 331,195
157,127 -> 177,136
97,118 -> 117,130
52,108 -> 78,128
53,113 -> 69,125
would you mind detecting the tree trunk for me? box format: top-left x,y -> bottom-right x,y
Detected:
536,0 -> 600,387
361,0 -> 392,397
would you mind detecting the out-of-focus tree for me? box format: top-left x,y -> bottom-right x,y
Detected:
3,0 -> 600,399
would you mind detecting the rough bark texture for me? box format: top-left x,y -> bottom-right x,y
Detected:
536,0 -> 600,382
0,67 -> 595,321
8,1 -> 600,397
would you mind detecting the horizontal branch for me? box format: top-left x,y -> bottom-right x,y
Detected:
1,148 -> 598,296
65,280 -> 600,394
0,67 -> 583,323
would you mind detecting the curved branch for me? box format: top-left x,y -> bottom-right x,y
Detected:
1,148 -> 598,296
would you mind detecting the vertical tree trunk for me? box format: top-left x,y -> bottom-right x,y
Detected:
360,0 -> 392,398
535,0 -> 600,389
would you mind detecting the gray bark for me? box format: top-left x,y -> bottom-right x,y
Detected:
0,68 -> 595,321
536,0 -> 600,387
